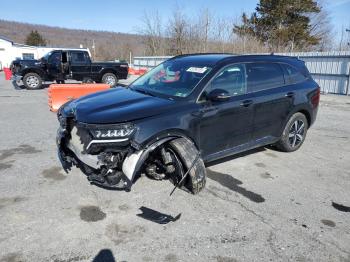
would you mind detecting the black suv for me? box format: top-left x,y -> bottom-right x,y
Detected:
57,54 -> 320,193
11,50 -> 128,89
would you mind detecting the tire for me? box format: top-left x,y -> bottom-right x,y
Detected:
82,77 -> 94,84
23,73 -> 42,90
168,138 -> 206,194
276,112 -> 308,152
101,73 -> 118,87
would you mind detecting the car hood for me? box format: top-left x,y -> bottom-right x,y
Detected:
62,87 -> 176,124
13,59 -> 40,66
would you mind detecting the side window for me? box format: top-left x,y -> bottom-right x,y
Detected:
207,64 -> 247,97
48,52 -> 61,65
84,52 -> 91,63
71,52 -> 88,63
22,53 -> 34,60
246,63 -> 285,92
282,64 -> 306,84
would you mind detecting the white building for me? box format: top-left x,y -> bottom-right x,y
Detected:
0,35 -> 90,70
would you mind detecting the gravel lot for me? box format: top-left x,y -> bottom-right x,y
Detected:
0,73 -> 349,262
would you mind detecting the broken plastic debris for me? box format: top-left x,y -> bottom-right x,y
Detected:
137,206 -> 181,224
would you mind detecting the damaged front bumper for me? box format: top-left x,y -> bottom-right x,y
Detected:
56,119 -> 144,191
11,74 -> 23,82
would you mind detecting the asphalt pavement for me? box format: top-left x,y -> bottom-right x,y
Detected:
0,74 -> 349,262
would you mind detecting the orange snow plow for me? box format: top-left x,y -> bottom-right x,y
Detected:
48,83 -> 110,112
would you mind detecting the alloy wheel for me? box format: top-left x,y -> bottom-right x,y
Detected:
288,120 -> 305,148
105,76 -> 116,86
26,75 -> 39,88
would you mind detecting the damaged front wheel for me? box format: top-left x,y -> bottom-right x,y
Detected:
145,138 -> 206,194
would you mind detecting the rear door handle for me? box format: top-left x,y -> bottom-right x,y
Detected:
240,100 -> 253,107
285,92 -> 295,98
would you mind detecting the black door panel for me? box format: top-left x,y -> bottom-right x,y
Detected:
198,63 -> 254,157
246,62 -> 293,140
252,87 -> 294,139
69,51 -> 91,81
47,51 -> 62,79
199,93 -> 255,157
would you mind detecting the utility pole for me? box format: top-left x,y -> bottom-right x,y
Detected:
92,39 -> 96,61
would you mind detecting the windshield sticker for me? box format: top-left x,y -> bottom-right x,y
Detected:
186,67 -> 208,74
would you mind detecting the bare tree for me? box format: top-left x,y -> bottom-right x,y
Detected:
166,8 -> 188,55
197,8 -> 212,52
309,3 -> 333,51
138,11 -> 164,56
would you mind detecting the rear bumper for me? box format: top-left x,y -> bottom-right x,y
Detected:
309,106 -> 319,127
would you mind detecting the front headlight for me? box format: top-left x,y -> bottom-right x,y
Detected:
92,124 -> 135,139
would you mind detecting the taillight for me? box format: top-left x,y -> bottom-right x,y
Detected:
311,88 -> 320,108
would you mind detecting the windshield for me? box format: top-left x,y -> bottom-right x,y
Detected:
41,51 -> 52,61
129,59 -> 212,98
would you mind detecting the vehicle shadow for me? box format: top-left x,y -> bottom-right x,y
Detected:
206,168 -> 265,203
11,80 -> 50,90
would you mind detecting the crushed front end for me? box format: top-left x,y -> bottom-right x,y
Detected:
55,95 -> 206,194
56,110 -> 138,191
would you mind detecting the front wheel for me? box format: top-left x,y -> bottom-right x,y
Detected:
23,73 -> 42,90
276,112 -> 308,152
101,73 -> 118,87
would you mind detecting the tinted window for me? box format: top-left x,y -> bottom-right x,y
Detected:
282,64 -> 306,84
207,64 -> 247,96
48,52 -> 61,65
246,63 -> 284,92
71,52 -> 88,63
62,52 -> 68,63
22,53 -> 34,60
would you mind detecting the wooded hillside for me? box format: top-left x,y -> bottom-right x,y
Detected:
0,19 -> 145,61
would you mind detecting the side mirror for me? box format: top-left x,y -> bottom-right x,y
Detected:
208,89 -> 230,102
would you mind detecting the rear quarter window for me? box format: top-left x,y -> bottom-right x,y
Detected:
281,63 -> 307,84
246,63 -> 285,92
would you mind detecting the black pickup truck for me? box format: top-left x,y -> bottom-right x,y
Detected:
11,50 -> 129,89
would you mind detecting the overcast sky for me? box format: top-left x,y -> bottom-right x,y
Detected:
0,0 -> 349,39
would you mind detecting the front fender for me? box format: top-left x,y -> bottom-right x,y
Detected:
122,134 -> 195,183
21,67 -> 46,78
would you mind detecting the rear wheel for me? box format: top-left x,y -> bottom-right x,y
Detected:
101,73 -> 118,87
276,112 -> 308,152
23,73 -> 42,90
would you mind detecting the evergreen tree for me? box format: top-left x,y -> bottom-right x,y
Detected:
234,0 -> 321,51
25,30 -> 47,46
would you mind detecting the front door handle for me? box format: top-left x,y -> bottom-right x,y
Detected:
240,100 -> 253,107
285,92 -> 295,98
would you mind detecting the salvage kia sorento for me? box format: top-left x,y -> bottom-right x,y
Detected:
57,54 -> 320,193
